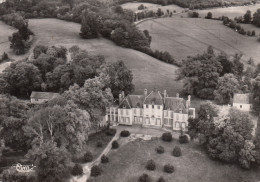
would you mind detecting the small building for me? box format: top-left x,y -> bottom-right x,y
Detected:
233,93 -> 252,111
30,91 -> 59,104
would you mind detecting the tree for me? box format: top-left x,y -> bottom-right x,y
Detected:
1,60 -> 42,97
157,8 -> 163,17
64,76 -> 113,129
24,101 -> 91,154
62,0 -> 74,9
80,10 -> 98,39
26,141 -> 71,182
214,74 -> 240,104
253,9 -> 260,27
252,74 -> 260,113
0,94 -> 30,151
206,12 -> 212,19
244,10 -> 252,23
138,4 -> 145,10
100,61 -> 134,99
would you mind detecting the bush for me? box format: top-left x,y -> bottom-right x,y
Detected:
157,176 -> 166,182
162,132 -> 172,142
156,146 -> 165,154
0,52 -> 9,63
96,141 -> 103,148
146,159 -> 156,171
172,146 -> 182,157
106,128 -> 116,136
71,163 -> 83,176
90,165 -> 102,177
112,140 -> 119,149
120,130 -> 130,137
101,155 -> 109,163
179,135 -> 189,144
252,30 -> 256,36
2,168 -> 36,182
138,173 -> 151,182
205,12 -> 212,19
84,151 -> 93,162
163,164 -> 174,173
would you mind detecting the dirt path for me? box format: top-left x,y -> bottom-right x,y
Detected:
70,129 -> 120,182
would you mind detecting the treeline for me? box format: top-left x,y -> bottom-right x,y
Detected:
0,12 -> 33,54
114,0 -> 257,9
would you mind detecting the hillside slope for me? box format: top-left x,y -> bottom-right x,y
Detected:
22,18 -> 182,95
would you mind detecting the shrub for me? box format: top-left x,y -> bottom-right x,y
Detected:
156,146 -> 165,154
90,165 -> 102,177
101,155 -> 109,163
172,146 -> 182,157
157,176 -> 166,182
120,130 -> 130,137
2,168 -> 36,182
84,151 -> 93,162
138,173 -> 151,182
252,30 -> 255,36
163,164 -> 174,173
112,140 -> 119,149
71,163 -> 83,176
179,134 -> 189,144
205,12 -> 212,19
146,159 -> 156,171
96,141 -> 103,148
106,128 -> 116,136
162,132 -> 172,142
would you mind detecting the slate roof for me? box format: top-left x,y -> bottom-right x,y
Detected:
233,93 -> 252,104
30,91 -> 59,100
128,95 -> 145,108
119,96 -> 132,109
164,97 -> 187,113
143,91 -> 163,105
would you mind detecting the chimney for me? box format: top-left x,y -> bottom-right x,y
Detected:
122,91 -> 125,99
176,93 -> 179,98
119,93 -> 122,103
186,95 -> 191,108
163,90 -> 167,103
144,89 -> 147,97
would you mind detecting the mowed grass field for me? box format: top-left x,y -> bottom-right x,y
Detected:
88,137 -> 260,182
138,17 -> 260,63
121,2 -> 185,13
198,3 -> 260,19
26,18 -> 182,95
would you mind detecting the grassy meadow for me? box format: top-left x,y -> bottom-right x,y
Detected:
88,136 -> 260,182
137,17 -> 260,63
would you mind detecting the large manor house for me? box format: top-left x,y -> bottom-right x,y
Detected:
105,89 -> 196,131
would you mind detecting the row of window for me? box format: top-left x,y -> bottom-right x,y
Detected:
145,105 -> 162,109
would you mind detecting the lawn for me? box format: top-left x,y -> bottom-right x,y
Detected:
88,136 -> 260,182
198,4 -> 260,19
137,17 -> 260,64
121,2 -> 185,13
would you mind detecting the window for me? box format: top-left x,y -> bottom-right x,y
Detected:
156,118 -> 161,125
140,109 -> 143,115
35,98 -> 38,101
126,110 -> 129,115
157,106 -> 160,109
134,109 -> 136,114
176,114 -> 179,121
152,105 -> 154,109
164,119 -> 168,125
181,122 -> 186,128
146,105 -> 149,108
120,109 -> 123,115
126,117 -> 130,123
240,105 -> 242,108
164,111 -> 168,117
170,119 -> 173,126
176,122 -> 180,128
171,112 -> 173,118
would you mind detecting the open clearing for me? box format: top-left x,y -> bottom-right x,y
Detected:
121,2 -> 185,13
198,4 -> 260,19
88,134 -> 260,182
138,17 -> 260,63
0,18 -> 181,95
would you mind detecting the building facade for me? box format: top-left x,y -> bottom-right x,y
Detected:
105,89 -> 195,131
233,93 -> 252,112
30,91 -> 59,104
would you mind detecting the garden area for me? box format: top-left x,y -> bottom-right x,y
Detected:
87,134 -> 260,182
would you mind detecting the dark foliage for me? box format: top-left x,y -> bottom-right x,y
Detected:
112,140 -> 119,149
101,155 -> 109,163
120,130 -> 130,137
138,173 -> 151,182
146,159 -> 156,171
172,146 -> 182,157
106,128 -> 117,136
96,141 -> 103,148
162,132 -> 173,142
156,146 -> 165,154
179,135 -> 189,144
90,165 -> 102,177
157,176 -> 166,182
84,151 -> 93,163
71,164 -> 83,176
2,168 -> 36,182
163,164 -> 174,173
